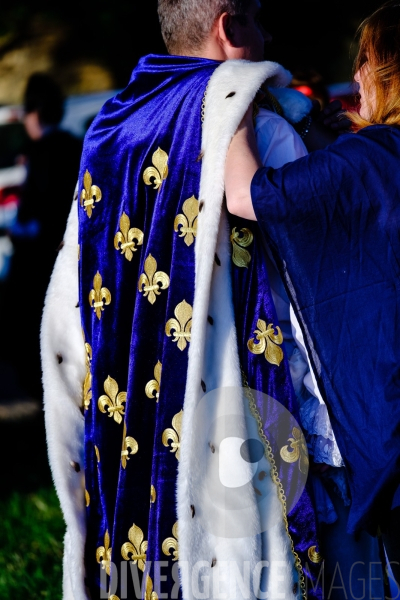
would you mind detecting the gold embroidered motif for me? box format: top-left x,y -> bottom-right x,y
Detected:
95,445 -> 100,462
280,427 -> 309,475
89,271 -> 111,320
308,545 -> 323,564
121,524 -> 148,572
114,213 -> 144,261
150,485 -> 156,504
83,342 -> 92,410
162,522 -> 179,561
174,196 -> 199,246
109,596 -> 120,600
162,410 -> 183,461
85,490 -> 90,507
121,421 -> 138,468
80,170 -> 102,218
98,376 -> 127,424
145,361 -> 162,402
165,300 -> 192,351
138,255 -> 170,304
247,319 -> 284,366
143,147 -> 169,191
145,575 -> 159,600
96,530 -> 112,575
230,227 -> 254,268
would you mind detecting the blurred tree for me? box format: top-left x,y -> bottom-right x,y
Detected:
0,0 -> 387,95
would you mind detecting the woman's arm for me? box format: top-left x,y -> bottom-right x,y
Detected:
225,105 -> 261,220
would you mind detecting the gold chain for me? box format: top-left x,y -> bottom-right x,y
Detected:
241,370 -> 307,600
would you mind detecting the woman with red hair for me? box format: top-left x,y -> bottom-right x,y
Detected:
225,0 -> 400,581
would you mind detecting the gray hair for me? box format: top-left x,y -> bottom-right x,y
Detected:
158,0 -> 251,55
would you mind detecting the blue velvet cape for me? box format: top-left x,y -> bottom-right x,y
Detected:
252,124 -> 400,534
78,54 -> 322,599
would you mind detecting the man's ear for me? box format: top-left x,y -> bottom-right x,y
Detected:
216,12 -> 235,51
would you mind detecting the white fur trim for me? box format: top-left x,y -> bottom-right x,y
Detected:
41,196 -> 89,600
178,60 -> 297,600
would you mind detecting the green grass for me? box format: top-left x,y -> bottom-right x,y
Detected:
0,412 -> 66,599
0,487 -> 65,599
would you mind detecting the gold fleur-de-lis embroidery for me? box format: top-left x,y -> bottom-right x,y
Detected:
145,361 -> 162,402
308,545 -> 323,564
150,485 -> 156,504
165,300 -> 192,351
145,575 -> 159,600
247,319 -> 284,366
162,522 -> 179,561
80,170 -> 102,218
138,255 -> 170,305
89,271 -> 111,320
95,445 -> 100,462
85,490 -> 90,507
121,524 -> 148,572
230,227 -> 254,268
83,342 -> 92,410
96,530 -> 112,575
121,421 -> 138,468
162,410 -> 183,461
143,147 -> 169,191
114,213 -> 144,261
280,427 -> 309,474
98,376 -> 127,424
174,196 -> 199,246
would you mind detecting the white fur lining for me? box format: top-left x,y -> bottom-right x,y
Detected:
41,197 -> 89,600
177,60 -> 298,600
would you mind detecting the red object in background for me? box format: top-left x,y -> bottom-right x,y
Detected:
293,85 -> 314,97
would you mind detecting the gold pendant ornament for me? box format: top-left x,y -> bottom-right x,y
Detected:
230,227 -> 254,268
150,485 -> 156,504
89,271 -> 111,320
114,213 -> 144,261
143,147 -> 169,191
145,361 -> 162,402
80,170 -> 102,218
98,376 -> 127,425
121,421 -> 138,468
162,522 -> 179,561
162,410 -> 183,461
174,196 -> 199,246
96,530 -> 112,575
247,319 -> 284,366
280,427 -> 309,474
85,490 -> 90,507
138,255 -> 170,304
165,300 -> 192,351
121,523 -> 148,572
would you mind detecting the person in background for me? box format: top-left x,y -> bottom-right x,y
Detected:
3,73 -> 82,400
225,0 -> 400,589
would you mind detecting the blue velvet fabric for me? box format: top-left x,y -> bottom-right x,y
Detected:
251,124 -> 400,535
78,53 -> 322,599
229,215 -> 322,596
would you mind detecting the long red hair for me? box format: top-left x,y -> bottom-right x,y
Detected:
347,1 -> 400,130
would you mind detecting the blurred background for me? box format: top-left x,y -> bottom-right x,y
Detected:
0,0 -> 385,598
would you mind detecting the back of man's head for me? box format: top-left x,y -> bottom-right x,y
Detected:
24,73 -> 64,127
158,0 -> 251,55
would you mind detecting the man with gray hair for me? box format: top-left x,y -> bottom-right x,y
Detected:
41,1 -> 344,599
